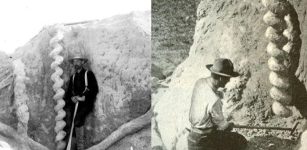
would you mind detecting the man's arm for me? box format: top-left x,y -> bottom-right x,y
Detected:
210,100 -> 231,130
83,71 -> 99,98
78,71 -> 98,112
189,79 -> 205,125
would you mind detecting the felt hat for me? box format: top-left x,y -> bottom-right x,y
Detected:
206,58 -> 239,77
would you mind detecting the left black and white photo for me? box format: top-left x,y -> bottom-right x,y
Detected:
0,0 -> 151,150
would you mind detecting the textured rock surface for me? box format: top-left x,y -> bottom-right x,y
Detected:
152,0 -> 307,149
108,126 -> 151,150
0,121 -> 48,150
0,52 -> 17,131
0,11 -> 150,149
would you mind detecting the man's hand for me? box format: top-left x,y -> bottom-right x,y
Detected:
71,96 -> 78,103
76,96 -> 85,102
225,122 -> 235,132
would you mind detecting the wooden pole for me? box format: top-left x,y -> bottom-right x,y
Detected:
66,102 -> 79,150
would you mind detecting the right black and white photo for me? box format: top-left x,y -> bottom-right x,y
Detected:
152,0 -> 307,150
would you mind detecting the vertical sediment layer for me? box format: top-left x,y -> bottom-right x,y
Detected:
299,130 -> 307,150
13,59 -> 30,136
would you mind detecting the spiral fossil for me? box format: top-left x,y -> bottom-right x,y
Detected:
299,130 -> 307,150
262,0 -> 301,117
13,59 -> 30,136
49,25 -> 67,150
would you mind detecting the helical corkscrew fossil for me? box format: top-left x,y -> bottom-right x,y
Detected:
13,59 -> 30,136
299,130 -> 307,150
49,25 -> 67,150
262,0 -> 301,117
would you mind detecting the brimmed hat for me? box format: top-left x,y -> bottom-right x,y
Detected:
69,54 -> 88,63
206,58 -> 239,77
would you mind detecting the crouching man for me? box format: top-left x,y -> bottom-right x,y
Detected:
188,58 -> 247,150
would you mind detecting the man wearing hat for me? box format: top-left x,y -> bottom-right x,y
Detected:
188,58 -> 247,150
64,54 -> 99,150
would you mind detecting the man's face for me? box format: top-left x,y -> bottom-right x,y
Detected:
72,59 -> 84,70
218,76 -> 230,88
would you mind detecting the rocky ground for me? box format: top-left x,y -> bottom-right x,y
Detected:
152,0 -> 307,149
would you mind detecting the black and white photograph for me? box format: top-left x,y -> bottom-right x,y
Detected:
0,0 -> 151,150
152,0 -> 307,150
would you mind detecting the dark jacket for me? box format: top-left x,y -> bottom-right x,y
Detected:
64,68 -> 99,127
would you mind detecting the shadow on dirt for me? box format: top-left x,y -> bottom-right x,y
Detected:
292,77 -> 307,118
247,135 -> 297,150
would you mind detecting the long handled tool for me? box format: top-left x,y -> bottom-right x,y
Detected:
234,122 -> 299,135
66,102 -> 79,150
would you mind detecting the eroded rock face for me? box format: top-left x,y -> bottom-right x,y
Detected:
153,0 -> 307,149
0,11 -> 150,149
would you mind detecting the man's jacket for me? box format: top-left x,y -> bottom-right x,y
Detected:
64,68 -> 99,127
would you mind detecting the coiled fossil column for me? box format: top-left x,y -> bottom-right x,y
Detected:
299,130 -> 307,150
49,26 -> 66,150
13,59 -> 30,136
262,0 -> 301,117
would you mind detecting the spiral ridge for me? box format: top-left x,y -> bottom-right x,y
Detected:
299,130 -> 307,150
262,0 -> 300,117
49,25 -> 67,150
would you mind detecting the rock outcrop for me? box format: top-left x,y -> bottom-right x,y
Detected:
152,0 -> 307,149
0,11 -> 151,150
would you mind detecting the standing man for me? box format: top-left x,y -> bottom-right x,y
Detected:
64,54 -> 99,150
188,58 -> 247,150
